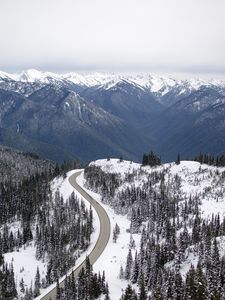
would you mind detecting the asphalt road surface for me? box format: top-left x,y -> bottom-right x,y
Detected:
39,170 -> 111,300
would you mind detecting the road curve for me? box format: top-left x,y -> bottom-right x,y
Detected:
39,170 -> 111,300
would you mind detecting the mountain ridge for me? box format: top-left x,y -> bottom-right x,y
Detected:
1,69 -> 224,92
0,69 -> 225,163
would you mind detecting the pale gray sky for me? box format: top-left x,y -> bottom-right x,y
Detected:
0,0 -> 225,77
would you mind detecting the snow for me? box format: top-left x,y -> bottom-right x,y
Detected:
0,220 -> 21,235
168,161 -> 225,218
172,236 -> 225,279
165,246 -> 200,279
77,172 -> 141,299
19,69 -> 47,82
62,72 -> 122,88
3,169 -> 100,300
91,159 -> 225,220
90,158 -> 140,177
150,75 -> 177,93
0,70 -> 15,81
85,158 -> 225,298
0,69 -> 224,94
4,243 -> 46,293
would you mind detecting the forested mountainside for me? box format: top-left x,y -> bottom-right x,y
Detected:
0,145 -> 55,183
1,191 -> 93,299
84,158 -> 225,299
0,148 -> 101,300
0,70 -> 225,162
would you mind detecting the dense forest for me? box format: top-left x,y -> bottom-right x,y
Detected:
84,156 -> 225,299
0,145 -> 56,184
55,257 -> 109,300
0,147 -> 99,299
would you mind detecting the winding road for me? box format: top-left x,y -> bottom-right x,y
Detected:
39,170 -> 111,300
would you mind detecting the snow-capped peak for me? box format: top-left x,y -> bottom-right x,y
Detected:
16,69 -> 63,83
128,74 -> 179,94
0,70 -> 17,81
18,69 -> 46,82
0,69 -> 224,95
62,72 -> 123,88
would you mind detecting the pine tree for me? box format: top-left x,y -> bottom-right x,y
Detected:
139,275 -> 147,300
176,153 -> 181,165
142,151 -> 161,167
125,249 -> 133,280
113,223 -> 120,243
184,265 -> 197,299
119,266 -> 124,279
34,266 -> 41,297
131,251 -> 139,284
208,238 -> 221,299
56,278 -> 61,300
154,286 -> 164,300
6,263 -> 17,300
129,235 -> 136,249
20,277 -> 25,293
196,263 -> 208,300
121,284 -> 137,300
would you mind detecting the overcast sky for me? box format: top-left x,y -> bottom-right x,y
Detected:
0,0 -> 225,77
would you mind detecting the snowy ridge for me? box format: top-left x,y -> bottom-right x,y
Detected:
0,69 -> 224,93
90,159 -> 225,220
90,158 -> 140,177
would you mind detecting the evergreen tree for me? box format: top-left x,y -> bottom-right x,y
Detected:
113,223 -> 121,243
196,263 -> 208,300
20,277 -> 25,294
34,266 -> 41,297
121,284 -> 138,300
176,153 -> 181,165
139,274 -> 147,300
125,249 -> 133,280
56,278 -> 61,300
142,151 -> 161,167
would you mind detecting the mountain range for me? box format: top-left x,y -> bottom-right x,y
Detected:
0,69 -> 224,163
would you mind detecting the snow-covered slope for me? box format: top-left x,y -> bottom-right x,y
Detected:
90,158 -> 140,177
90,159 -> 225,219
82,158 -> 225,298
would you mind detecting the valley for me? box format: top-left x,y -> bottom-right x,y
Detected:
0,70 -> 225,163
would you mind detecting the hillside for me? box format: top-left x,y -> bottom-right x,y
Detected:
2,156 -> 225,299
0,145 -> 55,183
82,158 -> 225,299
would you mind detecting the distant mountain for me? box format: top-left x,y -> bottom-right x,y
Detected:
76,79 -> 162,127
0,69 -> 224,162
0,83 -> 151,163
145,85 -> 225,161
